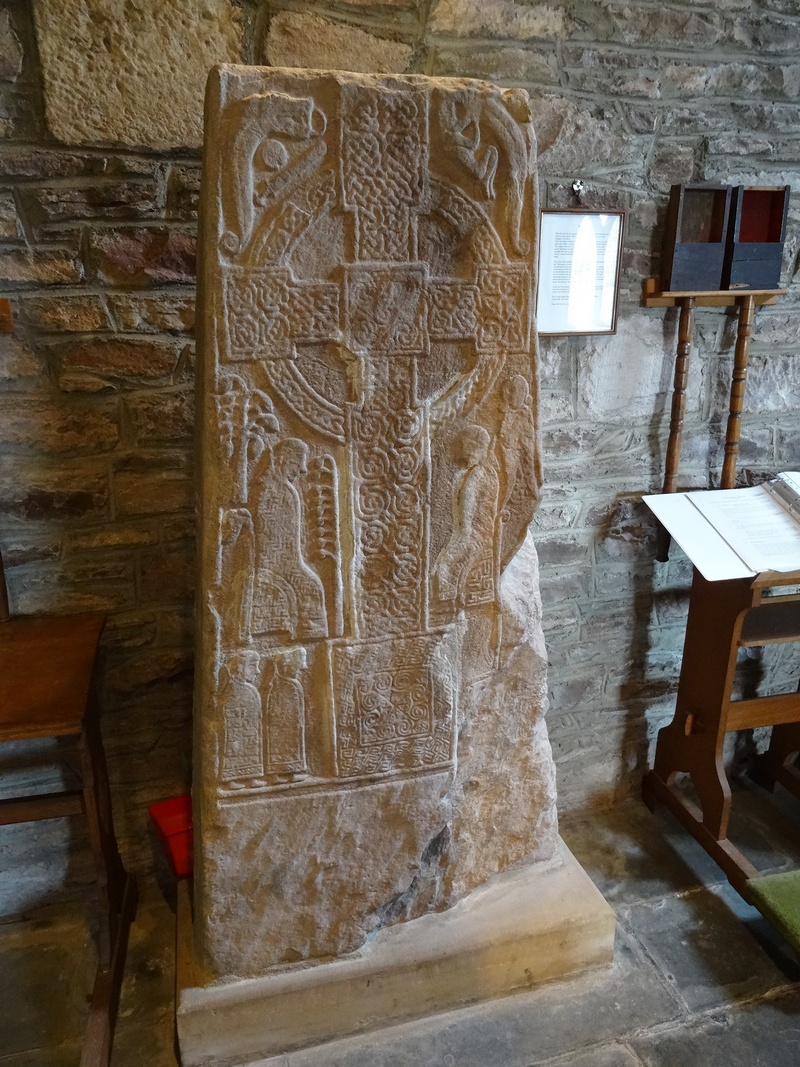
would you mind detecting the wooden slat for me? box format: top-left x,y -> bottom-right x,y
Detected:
0,614 -> 105,741
727,693 -> 800,732
0,790 -> 83,825
641,277 -> 785,307
642,771 -> 758,892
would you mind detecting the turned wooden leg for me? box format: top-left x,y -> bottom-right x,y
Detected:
657,296 -> 696,562
721,294 -> 755,490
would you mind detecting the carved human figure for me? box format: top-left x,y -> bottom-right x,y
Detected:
220,649 -> 264,788
434,425 -> 500,608
263,647 -> 308,781
498,374 -> 541,511
213,508 -> 255,645
251,438 -> 328,640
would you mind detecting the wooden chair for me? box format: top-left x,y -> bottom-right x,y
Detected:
0,548 -> 137,1066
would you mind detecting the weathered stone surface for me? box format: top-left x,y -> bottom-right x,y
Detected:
648,143 -> 697,191
177,842 -> 612,1065
712,353 -> 800,414
114,464 -> 193,517
66,522 -> 158,551
604,4 -> 724,48
195,67 -> 556,979
0,247 -> 84,286
20,180 -> 164,232
563,47 -> 800,101
430,45 -> 559,85
21,295 -> 109,332
33,0 -> 243,149
0,335 -> 47,386
0,10 -> 23,81
0,398 -> 119,454
56,337 -> 181,386
125,390 -> 194,445
529,96 -> 632,174
578,314 -> 701,420
166,166 -> 201,220
0,457 -> 110,522
0,190 -> 21,238
89,228 -> 196,286
264,12 -> 413,74
107,292 -> 195,334
429,0 -> 575,40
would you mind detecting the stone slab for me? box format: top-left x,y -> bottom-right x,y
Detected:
176,838 -> 615,1067
618,883 -> 797,1013
267,929 -> 672,1067
33,0 -> 243,148
195,65 -> 557,979
632,991 -> 800,1067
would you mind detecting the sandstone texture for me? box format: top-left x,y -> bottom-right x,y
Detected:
33,0 -> 243,149
196,66 -> 556,978
264,12 -> 413,74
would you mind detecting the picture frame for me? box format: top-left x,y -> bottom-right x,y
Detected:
536,209 -> 625,336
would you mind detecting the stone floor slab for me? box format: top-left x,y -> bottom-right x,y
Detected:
536,1042 -> 645,1067
632,991 -> 800,1067
0,913 -> 95,1057
561,785 -> 800,910
618,883 -> 796,1013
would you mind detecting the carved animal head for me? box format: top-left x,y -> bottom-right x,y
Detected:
221,91 -> 327,258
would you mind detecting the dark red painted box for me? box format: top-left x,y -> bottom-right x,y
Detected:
148,794 -> 193,879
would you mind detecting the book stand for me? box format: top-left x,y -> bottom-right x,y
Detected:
643,565 -> 800,948
641,280 -> 787,560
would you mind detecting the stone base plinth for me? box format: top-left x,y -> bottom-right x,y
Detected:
176,839 -> 615,1067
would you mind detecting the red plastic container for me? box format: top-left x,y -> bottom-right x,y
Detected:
148,794 -> 193,879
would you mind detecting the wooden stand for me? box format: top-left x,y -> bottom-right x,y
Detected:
642,279 -> 787,560
643,566 -> 800,896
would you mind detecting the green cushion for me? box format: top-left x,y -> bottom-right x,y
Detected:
746,871 -> 800,952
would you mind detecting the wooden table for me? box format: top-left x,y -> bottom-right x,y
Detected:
642,279 -> 787,559
643,566 -> 800,896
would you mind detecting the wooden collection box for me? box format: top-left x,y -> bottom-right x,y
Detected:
723,185 -> 791,290
660,184 -> 732,292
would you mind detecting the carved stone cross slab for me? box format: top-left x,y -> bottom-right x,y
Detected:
196,67 -> 557,979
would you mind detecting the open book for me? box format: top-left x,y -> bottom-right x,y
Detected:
644,473 -> 800,581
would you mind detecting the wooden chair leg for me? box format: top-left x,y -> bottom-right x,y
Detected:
78,700 -> 138,1066
647,570 -> 753,840
752,699 -> 800,801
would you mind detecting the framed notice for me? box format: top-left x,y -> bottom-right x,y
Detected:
536,210 -> 624,335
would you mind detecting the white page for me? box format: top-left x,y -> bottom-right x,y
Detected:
536,213 -> 621,333
688,486 -> 800,573
643,493 -> 754,581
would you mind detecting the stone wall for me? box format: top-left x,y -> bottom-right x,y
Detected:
0,0 -> 798,890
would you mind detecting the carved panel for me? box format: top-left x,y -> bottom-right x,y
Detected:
332,633 -> 454,778
223,269 -> 340,361
344,265 -> 428,358
428,281 -> 479,341
476,266 -> 529,352
340,85 -> 427,263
